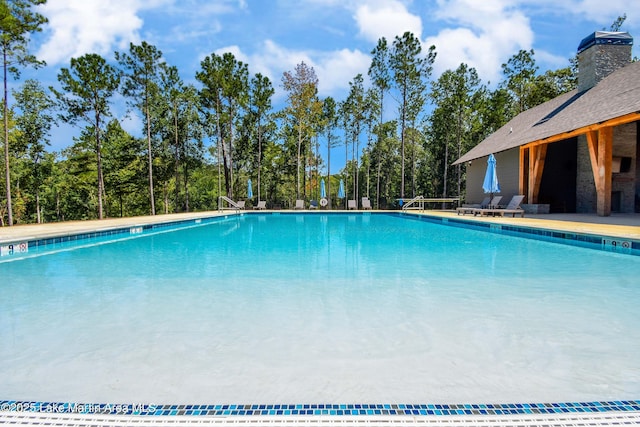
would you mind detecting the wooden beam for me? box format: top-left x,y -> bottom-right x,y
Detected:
596,126 -> 613,216
529,144 -> 549,203
521,111 -> 640,150
528,144 -> 547,204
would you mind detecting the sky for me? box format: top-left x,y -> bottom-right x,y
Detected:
21,0 -> 640,172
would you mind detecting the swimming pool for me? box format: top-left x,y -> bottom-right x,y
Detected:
1,212 -> 639,408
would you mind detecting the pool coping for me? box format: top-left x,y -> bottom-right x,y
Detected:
399,211 -> 640,256
1,400 -> 639,427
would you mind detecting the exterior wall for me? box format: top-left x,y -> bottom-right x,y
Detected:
576,122 -> 638,213
578,44 -> 632,91
575,135 -> 596,213
464,149 -> 520,205
612,123 -> 637,213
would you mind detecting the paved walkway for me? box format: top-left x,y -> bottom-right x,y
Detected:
419,211 -> 640,240
0,211 -> 231,244
1,210 -> 639,244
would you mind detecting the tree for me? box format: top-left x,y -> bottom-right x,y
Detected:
501,49 -> 538,116
13,78 -> 53,223
321,96 -> 338,207
607,13 -> 626,31
51,53 -> 120,220
389,31 -> 436,197
156,63 -> 203,212
343,74 -> 366,201
368,37 -> 391,124
281,62 -> 322,199
197,52 -> 249,201
247,73 -> 274,204
101,119 -> 145,218
0,0 -> 47,226
430,63 -> 481,198
116,41 -> 164,215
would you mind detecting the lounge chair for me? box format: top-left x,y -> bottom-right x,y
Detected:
456,196 -> 491,215
294,199 -> 305,209
474,195 -> 525,217
362,197 -> 372,210
309,200 -> 319,209
458,196 -> 501,215
347,199 -> 357,210
254,200 -> 266,210
236,200 -> 246,209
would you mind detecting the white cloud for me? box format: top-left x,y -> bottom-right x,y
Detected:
314,48 -> 372,95
36,0 -> 165,65
554,0 -> 640,26
425,0 -> 534,84
354,1 -> 422,43
215,40 -> 370,101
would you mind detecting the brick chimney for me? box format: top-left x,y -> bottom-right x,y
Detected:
577,31 -> 633,92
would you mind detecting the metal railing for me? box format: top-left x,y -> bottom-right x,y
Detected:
218,196 -> 241,210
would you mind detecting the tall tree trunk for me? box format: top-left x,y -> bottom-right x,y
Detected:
443,137 -> 449,198
173,102 -> 180,212
36,191 -> 41,223
457,107 -> 463,197
183,161 -> 190,212
3,50 -> 13,226
297,123 -> 302,199
146,102 -> 155,215
326,133 -> 331,208
257,120 -> 262,202
377,161 -> 382,209
95,113 -> 104,219
400,84 -> 407,198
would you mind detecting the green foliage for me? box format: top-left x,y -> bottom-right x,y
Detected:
197,52 -> 249,201
281,61 -> 322,199
1,0 -> 48,225
116,41 -> 165,215
51,53 -> 120,220
1,25 -> 590,224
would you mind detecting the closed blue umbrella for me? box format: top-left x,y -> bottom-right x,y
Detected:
320,179 -> 326,199
482,154 -> 500,199
338,179 -> 345,199
247,179 -> 253,199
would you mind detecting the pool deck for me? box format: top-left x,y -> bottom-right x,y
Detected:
1,209 -> 639,244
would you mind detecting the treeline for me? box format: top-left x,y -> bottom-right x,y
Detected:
1,2 -> 579,225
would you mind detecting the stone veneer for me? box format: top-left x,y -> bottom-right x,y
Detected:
575,33 -> 636,213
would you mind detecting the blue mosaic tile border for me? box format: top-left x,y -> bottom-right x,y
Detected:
0,214 -> 240,260
0,400 -> 638,417
400,212 -> 640,256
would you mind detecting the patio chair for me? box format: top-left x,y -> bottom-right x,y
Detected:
309,200 -> 319,209
236,200 -> 246,209
294,199 -> 305,209
362,197 -> 372,210
456,196 -> 490,215
347,199 -> 357,210
254,200 -> 266,210
474,195 -> 525,217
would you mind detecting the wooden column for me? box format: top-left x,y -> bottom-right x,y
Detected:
586,127 -> 613,216
526,144 -> 547,204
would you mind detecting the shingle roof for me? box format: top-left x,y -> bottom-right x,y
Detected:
454,60 -> 640,165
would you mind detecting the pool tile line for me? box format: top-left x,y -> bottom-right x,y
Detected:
401,212 -> 640,256
1,400 -> 639,417
0,214 -> 239,259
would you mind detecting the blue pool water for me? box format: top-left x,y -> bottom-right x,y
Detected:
1,213 -> 639,405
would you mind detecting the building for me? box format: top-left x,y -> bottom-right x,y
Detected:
454,31 -> 639,216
